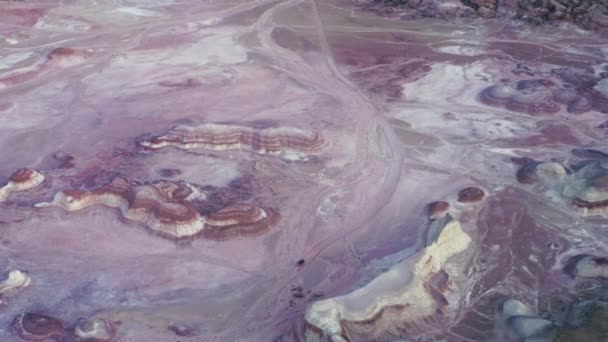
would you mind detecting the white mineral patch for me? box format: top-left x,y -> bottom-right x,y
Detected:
166,33 -> 247,65
109,30 -> 246,67
280,152 -> 306,161
595,78 -> 608,97
436,45 -> 485,56
502,299 -> 534,319
34,18 -> 91,32
401,62 -> 487,104
316,190 -> 343,218
0,270 -> 31,294
486,147 -> 521,156
183,183 -> 207,201
115,7 -> 160,17
199,18 -> 221,26
0,52 -> 34,70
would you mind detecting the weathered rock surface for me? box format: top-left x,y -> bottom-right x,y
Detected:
372,0 -> 608,28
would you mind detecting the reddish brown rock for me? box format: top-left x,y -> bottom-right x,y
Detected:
457,187 -> 485,203
46,47 -> 79,61
427,201 -> 450,219
0,168 -> 45,202
168,323 -> 199,337
13,313 -> 65,341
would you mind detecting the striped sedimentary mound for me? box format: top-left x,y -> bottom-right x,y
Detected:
478,80 -> 561,115
36,177 -> 278,240
479,70 -> 608,115
514,152 -> 608,215
0,169 -> 45,202
562,160 -> 608,215
140,123 -> 327,160
304,217 -> 471,341
203,204 -> 279,240
36,177 -> 204,239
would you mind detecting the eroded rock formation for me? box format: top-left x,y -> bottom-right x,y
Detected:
36,176 -> 279,240
500,299 -> 556,340
140,123 -> 327,160
457,187 -> 486,203
427,200 -> 450,219
563,160 -> 608,215
0,169 -> 45,202
513,151 -> 608,216
304,217 -> 471,341
0,270 -> 31,307
563,254 -> 608,278
478,79 -> 608,115
12,313 -> 65,341
36,177 -> 205,239
73,317 -> 116,341
372,0 -> 608,29
499,297 -> 608,340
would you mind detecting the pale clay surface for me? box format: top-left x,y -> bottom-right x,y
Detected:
1,1 -> 608,341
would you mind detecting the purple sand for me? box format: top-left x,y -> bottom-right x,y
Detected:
1,1 -> 608,341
